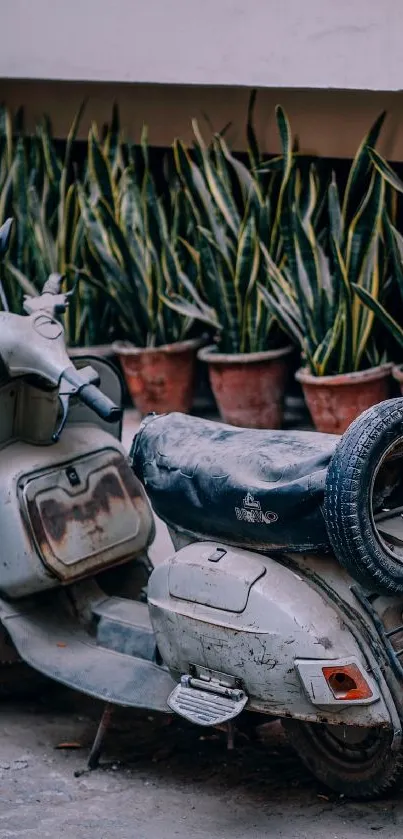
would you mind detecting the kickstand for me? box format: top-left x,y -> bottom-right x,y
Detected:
88,703 -> 114,770
227,720 -> 235,751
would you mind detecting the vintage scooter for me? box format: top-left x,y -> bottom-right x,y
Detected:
2,215 -> 403,800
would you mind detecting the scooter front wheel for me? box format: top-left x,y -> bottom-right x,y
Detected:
283,719 -> 403,800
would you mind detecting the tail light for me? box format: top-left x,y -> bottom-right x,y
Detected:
322,664 -> 373,701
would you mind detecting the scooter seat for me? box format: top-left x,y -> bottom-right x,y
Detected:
131,413 -> 339,553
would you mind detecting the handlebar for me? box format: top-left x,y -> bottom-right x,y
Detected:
62,367 -> 122,424
0,251 -> 123,430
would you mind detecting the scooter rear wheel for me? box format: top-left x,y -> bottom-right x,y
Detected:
283,719 -> 403,799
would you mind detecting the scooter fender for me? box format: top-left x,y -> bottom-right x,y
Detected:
148,542 -> 394,729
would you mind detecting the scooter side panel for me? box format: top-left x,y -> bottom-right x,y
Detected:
0,594 -> 175,710
0,426 -> 154,598
148,543 -> 392,728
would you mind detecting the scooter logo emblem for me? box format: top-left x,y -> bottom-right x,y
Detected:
235,493 -> 278,525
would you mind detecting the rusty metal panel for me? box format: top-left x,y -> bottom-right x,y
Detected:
19,448 -> 154,582
148,542 -> 392,729
0,427 -> 153,598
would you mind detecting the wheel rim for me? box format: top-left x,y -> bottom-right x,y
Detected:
307,724 -> 390,770
371,437 -> 403,564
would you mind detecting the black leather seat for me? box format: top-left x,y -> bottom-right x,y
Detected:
131,413 -> 339,553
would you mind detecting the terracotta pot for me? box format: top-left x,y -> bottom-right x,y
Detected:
197,345 -> 293,429
392,365 -> 403,395
296,364 -> 393,434
112,338 -> 202,415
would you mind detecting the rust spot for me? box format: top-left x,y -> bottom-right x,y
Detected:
40,472 -> 125,543
24,454 -> 148,578
317,636 -> 333,651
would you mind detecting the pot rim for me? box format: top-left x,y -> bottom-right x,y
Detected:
197,343 -> 293,365
112,336 -> 205,356
296,362 -> 393,386
68,343 -> 114,357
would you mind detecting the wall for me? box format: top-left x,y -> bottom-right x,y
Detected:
2,80 -> 403,161
1,0 -> 402,91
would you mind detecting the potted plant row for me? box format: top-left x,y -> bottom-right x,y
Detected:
165,108 -> 397,433
2,98 -> 403,431
256,111 -> 396,434
160,113 -> 298,428
0,103 -> 119,355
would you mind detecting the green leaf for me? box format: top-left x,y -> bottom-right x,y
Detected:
328,175 -> 343,245
293,209 -> 321,329
161,293 -> 220,330
235,215 -> 260,351
369,147 -> 403,194
6,263 -> 39,297
311,307 -> 344,376
346,169 -> 384,287
29,186 -> 57,274
271,107 -> 295,267
192,120 -> 241,238
247,89 -> 260,170
329,237 -> 352,371
0,105 -> 13,174
39,117 -> 62,185
59,101 -> 86,233
214,133 -> 262,207
59,182 -> 78,270
386,219 -> 403,303
88,125 -> 115,213
353,283 -> 403,349
342,111 -> 386,226
258,281 -> 304,347
354,235 -> 379,367
174,139 -> 228,255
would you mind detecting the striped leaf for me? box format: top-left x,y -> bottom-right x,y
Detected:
88,125 -> 115,213
342,111 -> 386,227
328,175 -> 343,246
346,170 -> 384,288
192,120 -> 241,238
353,283 -> 403,350
369,148 -> 403,195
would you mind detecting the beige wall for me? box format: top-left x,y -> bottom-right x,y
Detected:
2,0 -> 402,91
3,80 -> 403,161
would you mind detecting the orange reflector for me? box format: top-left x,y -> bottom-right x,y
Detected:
322,664 -> 373,701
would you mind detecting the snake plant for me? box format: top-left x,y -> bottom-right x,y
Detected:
3,107 -> 93,345
1,105 -> 130,346
348,149 -> 403,354
77,124 -> 197,346
0,105 -> 36,312
259,113 -> 388,376
163,104 -> 324,354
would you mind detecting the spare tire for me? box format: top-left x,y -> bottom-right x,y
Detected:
325,398 -> 403,594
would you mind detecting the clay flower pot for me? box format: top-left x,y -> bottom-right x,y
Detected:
296,364 -> 393,434
112,338 -> 203,416
198,344 -> 293,429
392,365 -> 403,395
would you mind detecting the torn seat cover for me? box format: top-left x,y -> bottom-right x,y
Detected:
131,412 -> 339,552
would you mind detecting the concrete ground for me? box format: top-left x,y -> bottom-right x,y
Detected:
1,411 -> 402,838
